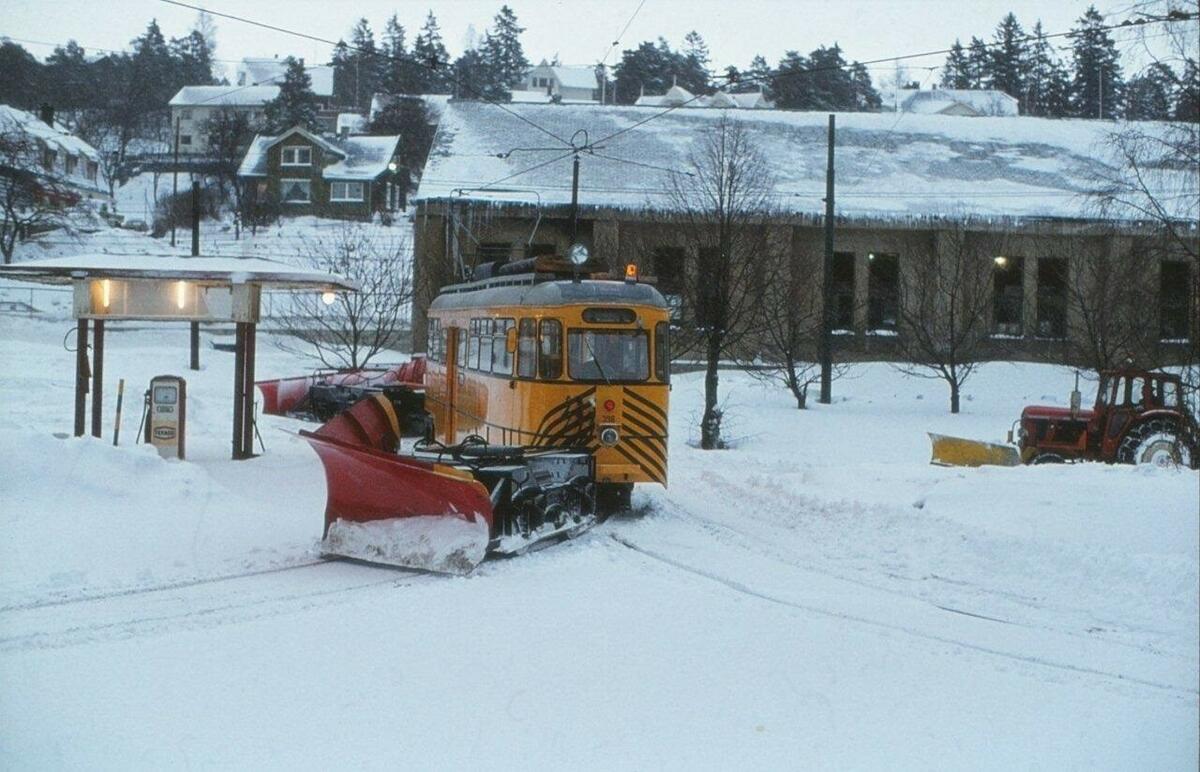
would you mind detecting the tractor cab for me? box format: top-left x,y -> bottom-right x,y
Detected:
1091,370 -> 1187,459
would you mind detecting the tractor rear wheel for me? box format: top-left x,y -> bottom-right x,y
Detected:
1117,419 -> 1194,468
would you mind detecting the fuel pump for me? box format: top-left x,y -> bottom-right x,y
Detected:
143,375 -> 187,459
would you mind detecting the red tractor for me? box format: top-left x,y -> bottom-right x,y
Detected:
1011,368 -> 1198,468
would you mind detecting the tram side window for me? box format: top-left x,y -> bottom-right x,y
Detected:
427,319 -> 443,363
655,321 -> 670,383
539,319 -> 562,379
468,319 -> 482,370
517,319 -> 537,378
457,328 -> 467,368
479,323 -> 494,372
492,319 -> 514,375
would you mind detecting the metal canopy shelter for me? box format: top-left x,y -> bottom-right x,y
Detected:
0,254 -> 356,460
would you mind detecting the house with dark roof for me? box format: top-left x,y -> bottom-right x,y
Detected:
237,126 -> 405,219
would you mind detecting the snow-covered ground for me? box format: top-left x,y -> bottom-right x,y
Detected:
0,313 -> 1196,769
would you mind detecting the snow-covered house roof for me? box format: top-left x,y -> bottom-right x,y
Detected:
238,127 -> 399,181
237,57 -> 335,97
635,84 -> 696,108
546,65 -> 599,91
169,85 -> 280,108
880,88 -> 1020,117
415,102 -> 1195,223
0,104 -> 108,197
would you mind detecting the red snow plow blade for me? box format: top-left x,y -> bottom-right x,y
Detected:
301,393 -> 493,575
259,359 -> 425,416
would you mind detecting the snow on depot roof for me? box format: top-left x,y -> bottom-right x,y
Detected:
0,104 -> 100,161
416,102 -> 1195,222
0,254 -> 358,290
880,88 -> 1020,117
169,85 -> 280,107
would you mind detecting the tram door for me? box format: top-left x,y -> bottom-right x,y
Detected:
442,326 -> 461,444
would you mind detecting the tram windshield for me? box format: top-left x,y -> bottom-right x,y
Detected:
568,329 -> 649,382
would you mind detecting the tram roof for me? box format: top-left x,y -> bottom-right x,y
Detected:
430,275 -> 669,311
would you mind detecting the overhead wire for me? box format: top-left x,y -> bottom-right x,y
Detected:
598,0 -> 648,67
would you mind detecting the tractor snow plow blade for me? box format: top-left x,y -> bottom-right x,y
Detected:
301,394 -> 493,575
928,433 -> 1021,467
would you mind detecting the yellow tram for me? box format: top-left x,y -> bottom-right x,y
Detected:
422,259 -> 671,506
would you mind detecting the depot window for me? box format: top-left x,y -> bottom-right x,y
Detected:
1036,257 -> 1067,338
1160,261 -> 1192,340
831,251 -> 855,331
867,253 -> 898,331
993,256 -> 1024,335
568,329 -> 649,383
538,319 -> 562,379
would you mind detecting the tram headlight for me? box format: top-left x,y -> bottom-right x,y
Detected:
598,425 -> 620,446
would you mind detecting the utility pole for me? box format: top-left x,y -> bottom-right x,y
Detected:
190,180 -> 200,371
170,117 -> 180,248
818,114 -> 835,405
569,153 -> 581,245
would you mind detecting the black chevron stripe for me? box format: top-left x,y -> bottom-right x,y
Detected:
623,388 -> 667,423
533,388 -> 596,440
623,399 -> 666,437
621,411 -> 667,451
611,442 -> 655,480
621,431 -> 666,480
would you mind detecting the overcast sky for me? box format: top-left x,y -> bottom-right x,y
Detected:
1,0 -> 1166,84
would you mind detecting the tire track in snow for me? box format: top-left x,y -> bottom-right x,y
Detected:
610,534 -> 1196,698
0,562 -> 432,652
0,558 -> 331,613
657,471 -> 1188,660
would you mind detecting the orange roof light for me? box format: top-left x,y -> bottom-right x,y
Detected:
624,263 -> 638,283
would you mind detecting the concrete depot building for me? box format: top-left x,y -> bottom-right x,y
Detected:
410,102 -> 1198,364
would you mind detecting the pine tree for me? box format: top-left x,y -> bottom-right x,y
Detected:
263,57 -> 318,132
987,13 -> 1028,100
850,61 -> 881,110
1173,58 -> 1199,122
1125,63 -> 1176,120
381,14 -> 421,95
613,40 -> 675,104
966,36 -> 989,89
806,45 -> 853,109
1068,6 -> 1124,119
740,55 -> 771,96
349,18 -> 381,110
679,31 -> 711,92
171,30 -> 215,87
413,11 -> 451,94
480,5 -> 530,97
941,40 -> 972,89
770,51 -> 811,109
331,41 -> 356,107
1,42 -> 44,111
46,41 -> 92,112
451,48 -> 490,100
1025,21 -> 1071,117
